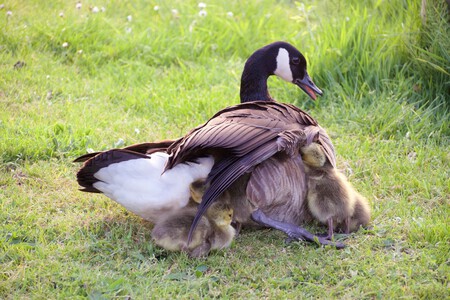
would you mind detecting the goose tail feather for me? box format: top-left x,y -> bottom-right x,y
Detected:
76,149 -> 150,193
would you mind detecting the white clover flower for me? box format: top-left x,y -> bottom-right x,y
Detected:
134,128 -> 140,134
114,138 -> 125,147
0,4 -> 4,10
226,11 -> 233,17
62,42 -> 69,48
153,5 -> 159,11
77,49 -> 83,54
76,2 -> 82,10
46,90 -> 53,100
6,10 -> 12,16
345,17 -> 350,22
92,6 -> 99,13
198,9 -> 207,17
59,12 -> 64,17
189,20 -> 197,32
198,2 -> 206,9
127,15 -> 132,22
46,75 -> 50,79
407,151 -> 417,162
101,6 -> 106,12
125,27 -> 132,34
171,9 -> 179,17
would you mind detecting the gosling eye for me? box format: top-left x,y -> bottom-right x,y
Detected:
291,57 -> 300,65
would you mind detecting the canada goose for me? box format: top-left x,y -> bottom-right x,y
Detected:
151,197 -> 235,258
75,41 -> 321,220
299,141 -> 370,239
75,42 -> 343,248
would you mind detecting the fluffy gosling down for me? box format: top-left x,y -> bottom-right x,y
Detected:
189,179 -> 208,204
151,186 -> 235,258
300,141 -> 371,239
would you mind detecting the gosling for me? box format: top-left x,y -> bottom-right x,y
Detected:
300,142 -> 370,239
151,192 -> 235,258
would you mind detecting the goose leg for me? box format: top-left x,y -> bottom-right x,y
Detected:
188,242 -> 212,258
231,221 -> 242,236
345,217 -> 350,234
327,218 -> 334,240
251,209 -> 345,249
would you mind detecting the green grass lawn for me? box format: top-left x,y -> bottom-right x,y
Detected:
1,0 -> 449,298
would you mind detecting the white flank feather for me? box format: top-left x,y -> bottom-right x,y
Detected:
92,152 -> 214,222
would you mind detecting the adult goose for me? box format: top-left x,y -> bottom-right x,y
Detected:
75,42 -> 342,247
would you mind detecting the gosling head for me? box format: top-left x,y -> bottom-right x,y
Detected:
300,142 -> 328,168
206,202 -> 233,227
189,179 -> 208,204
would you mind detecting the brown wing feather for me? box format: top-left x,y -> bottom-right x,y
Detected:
73,139 -> 176,163
166,101 -> 316,168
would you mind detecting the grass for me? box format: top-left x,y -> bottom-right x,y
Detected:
1,0 -> 449,298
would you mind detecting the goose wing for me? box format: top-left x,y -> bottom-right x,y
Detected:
73,139 -> 177,163
166,101 -> 317,167
165,101 -> 335,240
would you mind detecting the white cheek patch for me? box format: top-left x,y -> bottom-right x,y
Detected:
274,48 -> 293,82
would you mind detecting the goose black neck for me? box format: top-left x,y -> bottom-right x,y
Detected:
239,55 -> 274,103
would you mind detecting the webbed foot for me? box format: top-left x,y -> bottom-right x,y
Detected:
231,221 -> 242,236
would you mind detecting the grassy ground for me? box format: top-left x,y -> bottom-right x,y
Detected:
1,0 -> 449,298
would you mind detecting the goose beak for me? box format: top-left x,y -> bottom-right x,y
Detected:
294,73 -> 323,101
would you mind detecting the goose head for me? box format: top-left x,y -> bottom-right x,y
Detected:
240,41 -> 323,102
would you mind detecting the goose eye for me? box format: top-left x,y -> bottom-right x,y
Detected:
291,57 -> 300,65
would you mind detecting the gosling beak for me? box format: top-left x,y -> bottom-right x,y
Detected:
294,73 -> 323,101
